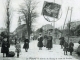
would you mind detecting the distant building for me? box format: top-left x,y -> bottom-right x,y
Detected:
63,21 -> 80,36
41,24 -> 62,38
13,24 -> 28,41
41,24 -> 62,44
67,21 -> 80,30
42,24 -> 54,30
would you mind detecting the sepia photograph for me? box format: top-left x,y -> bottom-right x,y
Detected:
0,0 -> 80,60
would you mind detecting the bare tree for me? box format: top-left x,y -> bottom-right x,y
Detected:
6,0 -> 10,43
19,0 -> 38,40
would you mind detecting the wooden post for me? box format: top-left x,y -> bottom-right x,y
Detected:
62,7 -> 69,37
68,7 -> 73,43
53,19 -> 55,44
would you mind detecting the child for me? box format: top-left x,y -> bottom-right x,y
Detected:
59,37 -> 65,49
63,41 -> 68,55
69,40 -> 74,55
23,41 -> 29,52
15,41 -> 21,58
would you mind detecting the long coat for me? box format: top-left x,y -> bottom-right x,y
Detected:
23,42 -> 29,49
38,36 -> 43,47
63,42 -> 68,51
15,43 -> 21,53
60,39 -> 65,45
1,41 -> 10,53
43,35 -> 48,47
46,36 -> 52,48
23,39 -> 29,49
69,42 -> 74,52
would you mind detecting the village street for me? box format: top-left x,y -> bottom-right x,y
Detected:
0,40 -> 80,60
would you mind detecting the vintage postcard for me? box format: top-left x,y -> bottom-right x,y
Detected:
0,0 -> 80,60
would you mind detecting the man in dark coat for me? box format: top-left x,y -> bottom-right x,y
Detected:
59,37 -> 65,49
1,38 -> 10,57
63,41 -> 68,55
69,40 -> 74,55
46,33 -> 53,50
38,33 -> 43,50
23,37 -> 29,52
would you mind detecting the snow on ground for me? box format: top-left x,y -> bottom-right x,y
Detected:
0,40 -> 79,60
73,43 -> 80,52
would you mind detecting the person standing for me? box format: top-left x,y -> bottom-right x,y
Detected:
46,33 -> 53,50
59,37 -> 65,49
69,40 -> 74,55
15,37 -> 17,45
1,38 -> 10,57
23,38 -> 29,52
63,41 -> 68,55
15,41 -> 21,58
38,33 -> 43,50
43,35 -> 48,47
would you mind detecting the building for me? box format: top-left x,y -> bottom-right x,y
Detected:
13,24 -> 28,41
42,24 -> 54,31
41,24 -> 62,38
67,21 -> 80,30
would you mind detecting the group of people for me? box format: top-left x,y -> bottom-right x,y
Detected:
15,37 -> 29,58
0,37 -> 29,58
0,34 -> 78,57
37,33 -> 53,50
37,33 -> 74,55
59,37 -> 74,55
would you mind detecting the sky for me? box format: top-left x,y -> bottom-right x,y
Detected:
0,0 -> 80,32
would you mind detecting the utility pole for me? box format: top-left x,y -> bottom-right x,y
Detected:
68,7 -> 73,43
62,7 -> 69,37
53,0 -> 55,44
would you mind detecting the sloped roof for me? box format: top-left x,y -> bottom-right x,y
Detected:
13,24 -> 27,35
16,24 -> 27,31
42,24 -> 54,30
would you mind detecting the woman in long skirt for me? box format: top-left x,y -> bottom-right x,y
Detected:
38,33 -> 43,50
23,38 -> 29,52
59,37 -> 65,49
43,35 -> 48,47
46,33 -> 53,50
